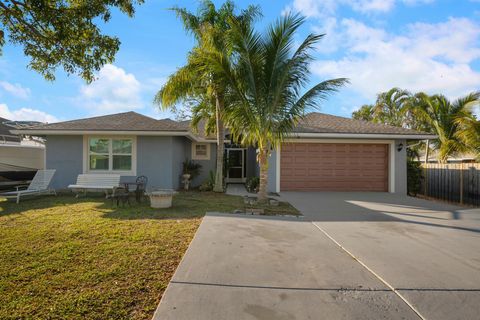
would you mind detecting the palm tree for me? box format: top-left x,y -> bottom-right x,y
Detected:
411,92 -> 480,162
352,104 -> 374,121
155,1 -> 260,192
372,87 -> 411,127
454,94 -> 480,158
201,13 -> 347,201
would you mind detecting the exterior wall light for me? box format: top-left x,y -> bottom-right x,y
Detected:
397,143 -> 404,152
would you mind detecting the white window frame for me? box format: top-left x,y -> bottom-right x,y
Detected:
191,142 -> 211,160
83,136 -> 137,175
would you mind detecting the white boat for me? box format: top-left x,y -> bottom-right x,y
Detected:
0,118 -> 45,190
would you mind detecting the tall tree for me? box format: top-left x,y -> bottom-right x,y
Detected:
203,13 -> 347,201
411,92 -> 480,162
0,0 -> 143,82
373,88 -> 410,127
454,95 -> 480,159
352,104 -> 374,121
155,1 -> 260,193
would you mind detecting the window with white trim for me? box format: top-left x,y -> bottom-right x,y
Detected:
88,138 -> 134,172
192,143 -> 210,160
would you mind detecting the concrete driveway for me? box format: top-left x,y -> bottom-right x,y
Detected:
281,192 -> 480,320
153,193 -> 480,320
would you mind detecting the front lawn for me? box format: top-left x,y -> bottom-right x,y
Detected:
0,191 -> 275,319
0,192 -> 297,319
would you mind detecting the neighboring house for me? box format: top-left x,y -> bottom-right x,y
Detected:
11,111 -> 433,194
418,150 -> 478,163
0,118 -> 46,190
0,117 -> 22,144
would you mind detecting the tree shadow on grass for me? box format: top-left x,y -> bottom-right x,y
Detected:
99,191 -> 245,221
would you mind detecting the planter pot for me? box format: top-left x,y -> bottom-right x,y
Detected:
182,174 -> 191,190
148,190 -> 176,208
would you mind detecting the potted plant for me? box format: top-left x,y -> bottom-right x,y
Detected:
182,159 -> 202,190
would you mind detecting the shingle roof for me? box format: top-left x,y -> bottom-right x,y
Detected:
179,119 -> 217,140
294,112 -> 431,135
26,112 -> 186,132
16,111 -> 433,138
0,117 -> 21,142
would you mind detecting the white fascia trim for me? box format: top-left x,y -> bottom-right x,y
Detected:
11,130 -> 217,143
285,138 -> 395,144
290,133 -> 437,140
12,130 -> 188,136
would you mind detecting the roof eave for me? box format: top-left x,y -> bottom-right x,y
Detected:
291,132 -> 437,140
10,129 -> 217,143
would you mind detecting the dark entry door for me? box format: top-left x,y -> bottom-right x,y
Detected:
227,148 -> 246,183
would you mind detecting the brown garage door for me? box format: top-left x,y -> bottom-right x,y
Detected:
280,143 -> 389,191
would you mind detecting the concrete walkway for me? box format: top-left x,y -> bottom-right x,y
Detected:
281,192 -> 480,320
153,213 -> 419,319
153,193 -> 480,320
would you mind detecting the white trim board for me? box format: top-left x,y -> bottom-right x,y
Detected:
290,133 -> 436,139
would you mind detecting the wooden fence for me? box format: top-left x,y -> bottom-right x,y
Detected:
418,163 -> 480,206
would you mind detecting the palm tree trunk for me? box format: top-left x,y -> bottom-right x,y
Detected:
213,94 -> 225,193
257,146 -> 269,202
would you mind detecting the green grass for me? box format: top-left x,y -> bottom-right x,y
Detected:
0,191 -> 299,320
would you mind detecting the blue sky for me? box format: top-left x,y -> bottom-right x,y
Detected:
0,0 -> 479,123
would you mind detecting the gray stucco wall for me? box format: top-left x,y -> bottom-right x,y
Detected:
172,137 -> 187,189
394,139 -> 407,195
136,136 -> 175,189
182,139 -> 217,187
45,135 -> 215,190
46,135 -> 83,189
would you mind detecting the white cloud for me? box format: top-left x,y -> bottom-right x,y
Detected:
79,64 -> 142,114
283,0 -> 432,17
283,0 -> 435,17
0,81 -> 31,99
0,103 -> 58,123
312,17 -> 480,100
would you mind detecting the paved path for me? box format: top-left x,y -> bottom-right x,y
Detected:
281,192 -> 480,320
153,193 -> 480,320
154,213 -> 419,319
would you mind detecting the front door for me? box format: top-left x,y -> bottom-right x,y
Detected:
226,148 -> 246,183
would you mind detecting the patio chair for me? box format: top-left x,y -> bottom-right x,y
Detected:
1,169 -> 56,204
135,175 -> 148,203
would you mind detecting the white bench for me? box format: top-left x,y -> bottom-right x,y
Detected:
68,174 -> 121,198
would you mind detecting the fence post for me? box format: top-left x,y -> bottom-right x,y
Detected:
460,162 -> 464,205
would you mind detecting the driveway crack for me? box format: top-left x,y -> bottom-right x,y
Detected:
311,221 -> 427,320
170,280 -> 392,291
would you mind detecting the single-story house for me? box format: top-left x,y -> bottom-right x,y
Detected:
11,111 -> 434,194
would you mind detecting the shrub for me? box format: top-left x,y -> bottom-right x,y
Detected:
182,159 -> 202,181
245,176 -> 259,193
199,170 -> 215,191
407,157 -> 422,196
